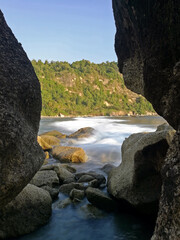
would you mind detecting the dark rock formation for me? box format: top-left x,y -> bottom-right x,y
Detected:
0,11 -> 44,208
112,0 -> 180,239
68,127 -> 95,139
0,184 -> 52,239
108,125 -> 175,215
112,0 -> 180,130
151,132 -> 180,239
86,187 -> 116,212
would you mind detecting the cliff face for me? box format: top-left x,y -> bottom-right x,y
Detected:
112,0 -> 180,239
0,11 -> 44,208
113,0 -> 180,130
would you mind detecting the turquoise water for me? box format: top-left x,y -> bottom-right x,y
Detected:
19,116 -> 165,240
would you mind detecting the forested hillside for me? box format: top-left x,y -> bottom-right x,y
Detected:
32,60 -> 154,116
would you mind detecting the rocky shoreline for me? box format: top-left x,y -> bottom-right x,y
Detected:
0,124 -> 175,238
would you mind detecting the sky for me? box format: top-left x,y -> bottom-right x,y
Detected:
0,0 -> 117,63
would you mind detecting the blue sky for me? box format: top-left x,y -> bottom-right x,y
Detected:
0,0 -> 117,63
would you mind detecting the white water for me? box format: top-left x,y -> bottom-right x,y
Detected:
39,116 -> 166,171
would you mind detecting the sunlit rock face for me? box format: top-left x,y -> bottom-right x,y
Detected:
0,10 -> 44,208
112,1 -> 180,239
112,0 -> 180,130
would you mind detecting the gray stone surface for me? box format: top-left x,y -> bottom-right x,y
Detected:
108,127 -> 175,215
86,187 -> 115,212
70,189 -> 85,201
68,127 -> 95,139
59,183 -> 85,195
0,184 -> 52,239
0,10 -> 44,208
31,170 -> 60,199
40,163 -> 75,183
151,132 -> 180,240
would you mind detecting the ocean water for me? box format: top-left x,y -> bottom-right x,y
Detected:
19,116 -> 165,240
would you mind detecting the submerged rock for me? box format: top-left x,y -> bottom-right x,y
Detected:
86,187 -> 115,212
52,146 -> 88,163
0,184 -> 52,239
100,164 -> 115,175
68,127 -> 95,139
59,183 -> 85,195
40,130 -> 66,139
0,10 -> 44,208
108,126 -> 175,215
70,189 -> 85,201
56,198 -> 72,209
77,204 -> 107,219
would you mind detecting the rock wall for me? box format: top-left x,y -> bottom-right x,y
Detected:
0,10 -> 44,208
112,0 -> 180,130
112,0 -> 180,239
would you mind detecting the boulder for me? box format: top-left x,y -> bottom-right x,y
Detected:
69,189 -> 85,201
63,177 -> 76,184
77,175 -> 95,183
68,127 -> 95,139
30,170 -> 60,199
40,130 -> 66,139
37,136 -> 52,150
59,183 -> 85,195
52,146 -> 88,163
86,187 -> 115,212
108,126 -> 175,215
100,164 -> 115,175
60,164 -> 77,173
0,184 -> 52,239
40,163 -> 75,183
76,171 -> 106,186
0,10 -> 44,208
39,135 -> 60,147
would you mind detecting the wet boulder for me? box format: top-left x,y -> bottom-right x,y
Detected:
68,127 -> 95,139
39,135 -> 60,147
40,130 -> 66,139
59,183 -> 85,195
108,125 -> 175,215
86,187 -> 116,212
52,146 -> 88,163
69,189 -> 85,201
77,175 -> 95,183
40,163 -> 75,183
31,170 -> 60,199
76,171 -> 106,187
0,184 -> 52,239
